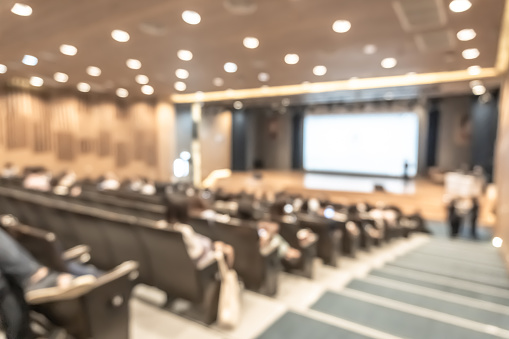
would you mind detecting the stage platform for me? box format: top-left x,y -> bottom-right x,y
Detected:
211,171 -> 493,226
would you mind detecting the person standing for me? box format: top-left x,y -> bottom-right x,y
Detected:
448,199 -> 461,238
471,197 -> 479,239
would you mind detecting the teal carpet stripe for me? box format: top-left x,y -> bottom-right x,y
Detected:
311,291 -> 501,339
257,311 -> 372,339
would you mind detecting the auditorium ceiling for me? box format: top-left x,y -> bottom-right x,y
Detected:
0,0 -> 506,103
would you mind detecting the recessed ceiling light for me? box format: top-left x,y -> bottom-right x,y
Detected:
467,65 -> 481,75
313,65 -> 327,76
233,101 -> 243,110
469,80 -> 482,88
243,37 -> 259,49
22,55 -> 38,66
381,57 -> 397,69
126,59 -> 142,69
11,3 -> 32,16
86,66 -> 101,77
213,77 -> 224,86
111,29 -> 130,42
177,50 -> 193,61
135,74 -> 149,85
363,44 -> 377,55
332,20 -> 351,33
176,69 -> 189,79
141,84 -> 154,95
29,76 -> 43,87
53,72 -> 68,83
258,72 -> 270,82
116,88 -> 129,98
182,10 -> 201,25
77,82 -> 91,92
449,0 -> 472,13
462,48 -> 480,60
60,44 -> 77,56
457,28 -> 476,41
0,64 -> 7,74
174,81 -> 187,92
224,62 -> 238,73
472,84 -> 486,96
284,54 -> 299,65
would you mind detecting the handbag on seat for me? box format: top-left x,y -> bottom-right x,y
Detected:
214,250 -> 241,329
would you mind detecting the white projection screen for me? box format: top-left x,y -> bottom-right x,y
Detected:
303,113 -> 419,177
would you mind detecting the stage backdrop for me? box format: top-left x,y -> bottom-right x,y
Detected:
303,112 -> 419,177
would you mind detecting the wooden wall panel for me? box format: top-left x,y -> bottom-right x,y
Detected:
0,89 -> 173,180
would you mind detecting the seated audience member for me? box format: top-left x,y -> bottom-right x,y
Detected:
128,176 -> 145,192
97,172 -> 120,191
23,168 -> 51,192
1,162 -> 20,179
52,170 -> 78,196
257,220 -> 301,263
157,220 -> 234,268
141,179 -> 156,196
0,227 -> 97,339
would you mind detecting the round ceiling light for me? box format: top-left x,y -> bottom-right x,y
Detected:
243,37 -> 259,49
332,20 -> 351,33
0,64 -> 7,74
381,57 -> 397,68
472,84 -> 486,96
233,101 -> 243,110
77,82 -> 91,92
135,74 -> 149,84
363,44 -> 377,55
457,28 -> 476,41
22,55 -> 38,66
258,72 -> 270,82
60,44 -> 77,56
313,65 -> 327,76
111,29 -> 130,42
449,0 -> 472,13
174,81 -> 187,92
53,72 -> 68,83
11,3 -> 32,16
126,58 -> 142,69
467,65 -> 481,75
284,54 -> 299,65
177,50 -> 193,61
224,62 -> 238,73
213,77 -> 224,87
462,48 -> 480,60
182,10 -> 201,25
29,76 -> 43,87
141,85 -> 154,95
176,69 -> 189,79
116,88 -> 129,98
86,66 -> 101,77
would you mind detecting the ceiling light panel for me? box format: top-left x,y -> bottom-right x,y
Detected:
182,10 -> 201,25
111,29 -> 130,42
11,3 -> 32,16
60,44 -> 78,56
177,50 -> 193,61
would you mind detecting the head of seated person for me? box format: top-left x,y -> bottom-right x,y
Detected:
98,172 -> 120,191
23,168 -> 51,192
141,180 -> 156,196
1,162 -> 20,178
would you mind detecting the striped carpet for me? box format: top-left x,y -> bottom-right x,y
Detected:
259,224 -> 509,339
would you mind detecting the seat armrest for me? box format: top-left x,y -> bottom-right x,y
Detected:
196,251 -> 218,271
299,235 -> 318,249
62,245 -> 91,263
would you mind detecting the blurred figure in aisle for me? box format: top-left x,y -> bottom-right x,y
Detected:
448,198 -> 462,238
23,168 -> 51,192
1,162 -> 20,179
98,172 -> 120,191
470,197 -> 480,239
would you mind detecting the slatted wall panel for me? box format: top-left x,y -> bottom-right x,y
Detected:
6,91 -> 28,149
115,142 -> 130,167
98,131 -> 111,157
56,132 -> 75,161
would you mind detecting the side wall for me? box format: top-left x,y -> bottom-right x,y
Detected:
0,89 -> 176,180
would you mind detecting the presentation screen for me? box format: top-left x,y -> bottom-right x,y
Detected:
303,112 -> 419,177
